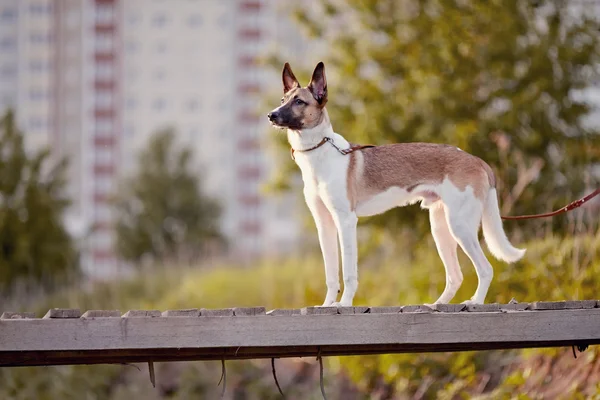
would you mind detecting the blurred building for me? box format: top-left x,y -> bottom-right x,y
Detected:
0,0 -> 313,278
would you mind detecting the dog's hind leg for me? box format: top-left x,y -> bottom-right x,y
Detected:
429,204 -> 463,304
305,193 -> 340,306
445,197 -> 493,304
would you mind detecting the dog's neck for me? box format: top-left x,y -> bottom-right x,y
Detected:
287,108 -> 335,151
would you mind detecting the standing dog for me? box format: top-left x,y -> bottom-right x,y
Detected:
268,62 -> 525,307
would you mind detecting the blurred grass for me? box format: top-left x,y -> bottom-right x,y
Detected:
1,232 -> 600,398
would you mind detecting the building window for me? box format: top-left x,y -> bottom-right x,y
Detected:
217,99 -> 227,110
96,62 -> 114,81
29,60 -> 49,73
0,8 -> 17,22
125,124 -> 135,137
152,98 -> 166,111
152,13 -> 167,27
187,99 -> 200,111
0,93 -> 15,108
153,69 -> 166,80
96,4 -> 114,25
95,34 -> 113,52
155,42 -> 167,54
96,119 -> 113,135
0,37 -> 16,50
95,91 -> 113,109
125,41 -> 138,53
188,14 -> 202,27
126,68 -> 138,82
93,204 -> 112,221
217,14 -> 229,27
30,32 -> 51,44
126,98 -> 136,110
96,176 -> 113,194
92,231 -> 112,248
0,64 -> 15,78
95,147 -> 113,165
29,117 -> 46,131
29,89 -> 49,101
29,3 -> 51,15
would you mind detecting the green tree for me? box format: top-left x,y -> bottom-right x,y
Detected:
0,110 -> 76,292
270,0 -> 600,238
114,129 -> 223,266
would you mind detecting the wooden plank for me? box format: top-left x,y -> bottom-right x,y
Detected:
161,309 -> 200,317
301,307 -> 338,315
122,310 -> 161,318
43,309 -> 81,319
432,304 -> 465,313
340,306 -> 370,314
500,303 -> 530,312
201,308 -> 234,317
1,308 -> 600,367
466,304 -> 501,313
564,300 -> 597,309
369,306 -> 402,314
233,307 -> 266,316
82,310 -> 121,318
266,309 -> 301,316
530,301 -> 568,310
402,305 -> 433,313
1,312 -> 35,319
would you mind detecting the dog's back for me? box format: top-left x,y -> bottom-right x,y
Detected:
347,143 -> 495,211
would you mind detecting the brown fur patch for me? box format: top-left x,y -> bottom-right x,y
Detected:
346,151 -> 358,209
347,143 -> 495,206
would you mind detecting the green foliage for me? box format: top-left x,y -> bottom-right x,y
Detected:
267,0 -> 600,238
113,129 -> 223,265
0,110 -> 76,292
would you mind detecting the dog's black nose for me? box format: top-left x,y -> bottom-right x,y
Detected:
268,112 -> 278,121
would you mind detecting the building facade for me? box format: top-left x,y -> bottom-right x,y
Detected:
0,0 -> 309,277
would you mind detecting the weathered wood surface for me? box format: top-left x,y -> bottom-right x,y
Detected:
1,301 -> 599,367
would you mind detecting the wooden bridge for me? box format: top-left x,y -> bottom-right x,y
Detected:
1,300 -> 599,368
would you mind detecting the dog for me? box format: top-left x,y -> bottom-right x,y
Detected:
268,62 -> 525,307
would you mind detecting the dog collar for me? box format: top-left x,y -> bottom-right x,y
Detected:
290,137 -> 375,160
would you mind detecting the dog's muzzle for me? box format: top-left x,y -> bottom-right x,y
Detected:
267,112 -> 279,122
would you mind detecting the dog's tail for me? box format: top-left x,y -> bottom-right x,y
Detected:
481,188 -> 526,263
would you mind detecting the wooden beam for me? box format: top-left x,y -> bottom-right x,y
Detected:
0,302 -> 599,367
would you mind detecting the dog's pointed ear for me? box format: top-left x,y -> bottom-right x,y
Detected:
282,63 -> 300,94
308,62 -> 327,105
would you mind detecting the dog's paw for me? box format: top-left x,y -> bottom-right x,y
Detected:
330,301 -> 353,307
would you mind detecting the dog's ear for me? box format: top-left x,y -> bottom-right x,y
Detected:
282,63 -> 300,94
308,62 -> 327,105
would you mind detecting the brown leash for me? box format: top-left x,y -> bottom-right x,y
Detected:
501,188 -> 600,220
290,138 -> 598,220
290,137 -> 374,160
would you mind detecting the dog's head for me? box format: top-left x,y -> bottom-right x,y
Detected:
267,62 -> 328,130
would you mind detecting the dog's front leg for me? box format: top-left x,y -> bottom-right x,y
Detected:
305,193 -> 340,306
326,206 -> 358,307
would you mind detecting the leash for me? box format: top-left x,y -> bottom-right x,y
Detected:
290,137 -> 598,220
501,188 -> 600,220
290,136 -> 375,160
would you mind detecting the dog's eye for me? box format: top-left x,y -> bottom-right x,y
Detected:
294,99 -> 305,105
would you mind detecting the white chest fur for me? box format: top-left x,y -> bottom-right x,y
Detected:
290,132 -> 351,197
